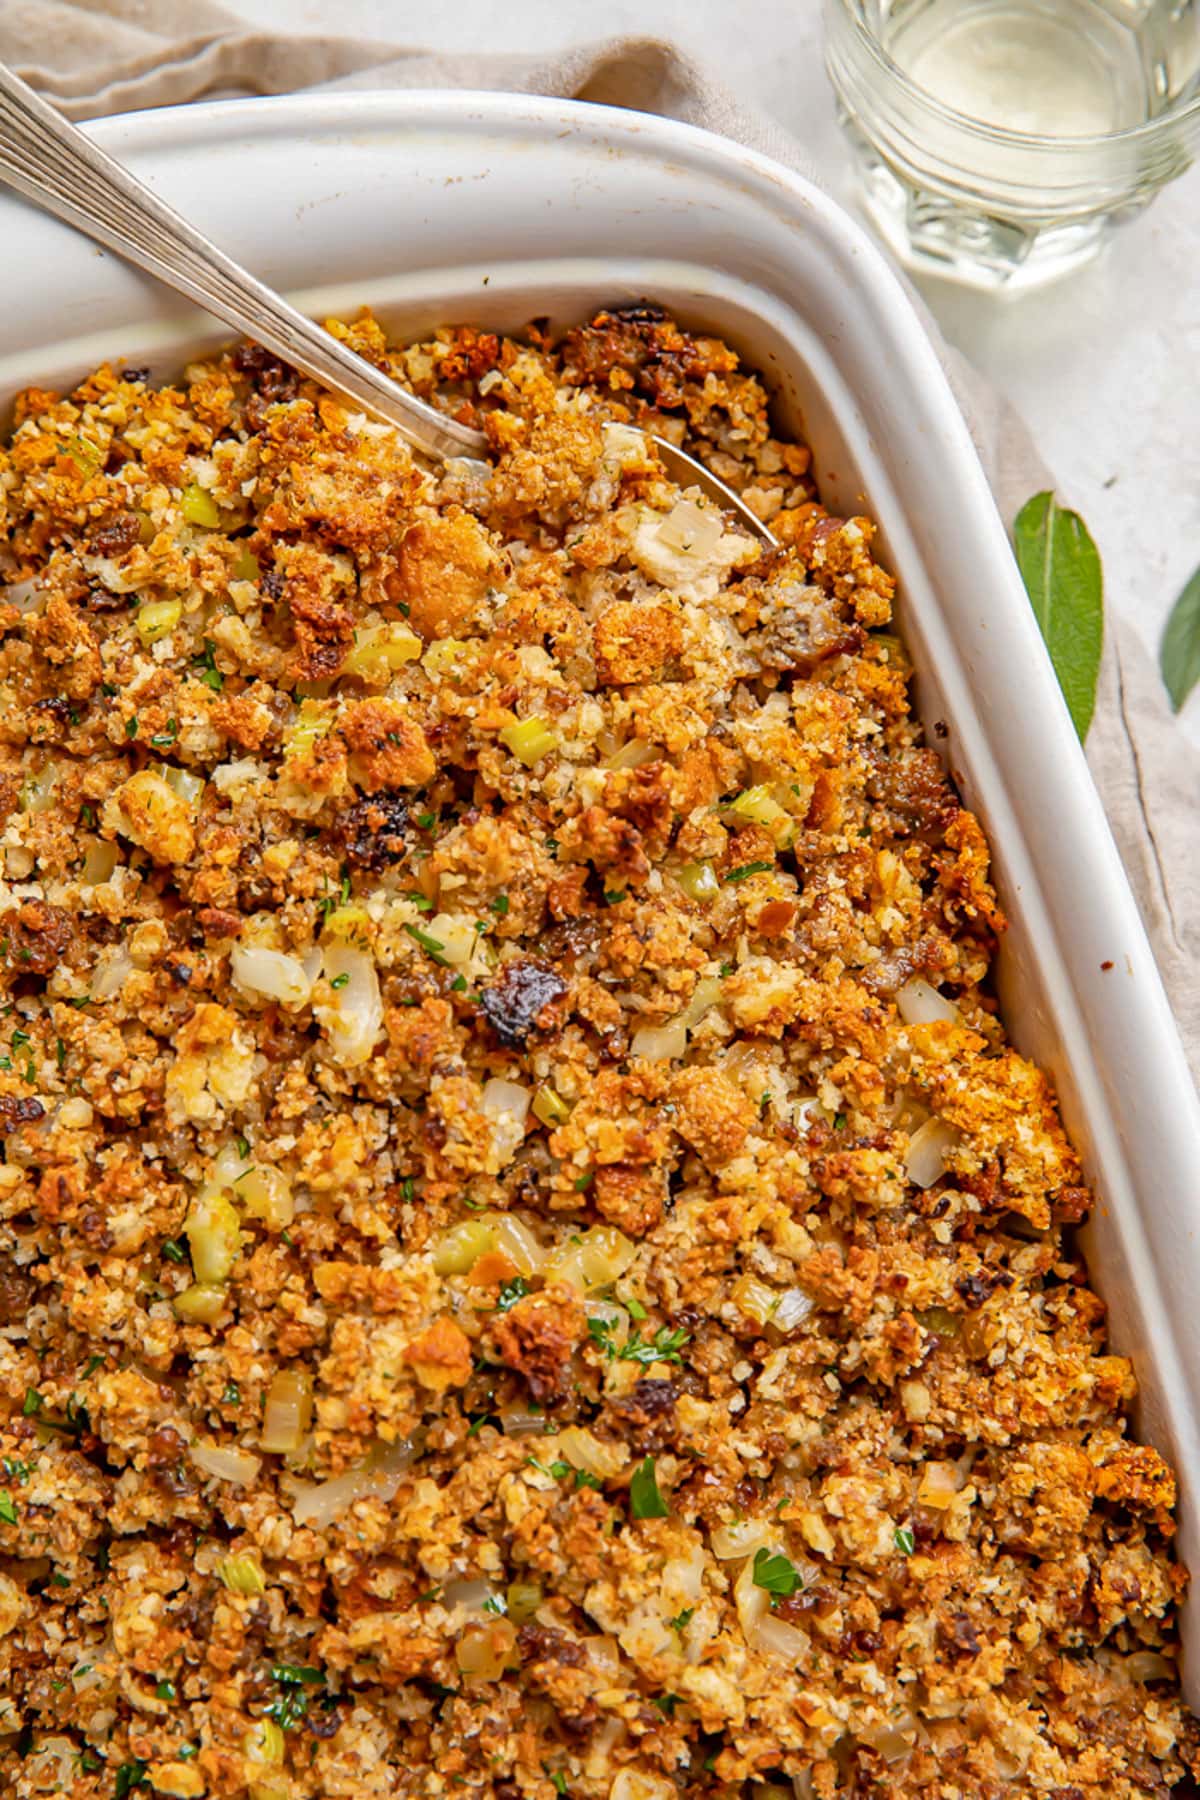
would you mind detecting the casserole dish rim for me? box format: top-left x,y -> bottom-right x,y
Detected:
3,85 -> 1198,1696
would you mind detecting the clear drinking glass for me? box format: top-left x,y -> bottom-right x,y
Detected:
824,0 -> 1200,287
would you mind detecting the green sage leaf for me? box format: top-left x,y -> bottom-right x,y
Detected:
1160,562 -> 1200,713
1012,492 -> 1103,741
751,1546 -> 804,1597
629,1455 -> 669,1519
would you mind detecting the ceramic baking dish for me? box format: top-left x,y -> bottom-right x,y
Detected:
2,89 -> 1197,1694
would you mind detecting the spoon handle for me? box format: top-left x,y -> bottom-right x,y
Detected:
0,61 -> 486,462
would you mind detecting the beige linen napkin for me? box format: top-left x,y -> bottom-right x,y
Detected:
4,2 -> 1196,1068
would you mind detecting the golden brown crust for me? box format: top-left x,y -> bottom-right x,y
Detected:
0,306 -> 1192,1800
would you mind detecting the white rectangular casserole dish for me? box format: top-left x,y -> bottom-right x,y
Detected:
2,89 -> 1197,1697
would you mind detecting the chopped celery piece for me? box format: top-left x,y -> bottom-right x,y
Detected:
172,1284 -> 225,1324
135,599 -> 182,646
531,1085 -> 571,1128
677,861 -> 719,903
499,718 -> 558,766
182,483 -> 221,529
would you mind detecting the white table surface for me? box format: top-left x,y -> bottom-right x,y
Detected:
226,0 -> 1200,745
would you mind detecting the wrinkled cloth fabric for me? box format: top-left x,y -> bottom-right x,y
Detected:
4,1 -> 1196,1067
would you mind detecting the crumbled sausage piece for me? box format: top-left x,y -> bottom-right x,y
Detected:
517,1623 -> 586,1669
479,958 -> 567,1048
334,794 -> 411,869
607,1378 -> 678,1452
233,341 -> 299,402
89,510 -> 142,558
0,901 -> 73,976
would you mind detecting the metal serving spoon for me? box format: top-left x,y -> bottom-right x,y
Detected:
0,62 -> 777,548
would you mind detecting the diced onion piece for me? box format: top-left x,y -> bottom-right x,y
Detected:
735,1554 -> 770,1638
4,577 -> 39,610
605,738 -> 658,771
433,1218 -> 496,1277
506,1579 -> 542,1623
1123,1650 -> 1175,1683
185,1191 -> 241,1284
189,1442 -> 262,1486
916,1460 -> 959,1509
630,1019 -> 687,1062
532,1084 -> 571,1128
499,717 -> 558,766
858,1719 -> 916,1763
136,598 -> 182,645
792,1095 -> 830,1131
658,496 -> 724,557
154,763 -> 205,807
610,1773 -> 679,1800
238,1166 -> 294,1231
260,1370 -> 313,1454
732,1272 -> 780,1328
182,483 -> 221,528
896,978 -> 960,1026
711,1519 -> 771,1561
773,1287 -> 815,1331
81,837 -> 118,886
217,1550 -> 266,1595
549,1226 -> 636,1293
212,757 -> 262,795
443,1578 -> 495,1615
500,1409 -> 551,1437
679,975 -> 724,1029
425,912 -> 478,967
677,861 -> 719,903
556,1427 -> 627,1480
316,943 -> 383,1067
905,1117 -> 960,1190
232,945 -> 313,1008
455,1617 -> 518,1681
283,699 -> 332,762
480,1079 -> 531,1166
490,1211 -> 544,1277
727,785 -> 794,847
343,622 -> 422,676
584,1633 -> 622,1678
288,1435 -> 417,1528
173,1283 -> 225,1324
20,763 -> 58,814
211,1141 -> 253,1187
751,1610 -> 811,1664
